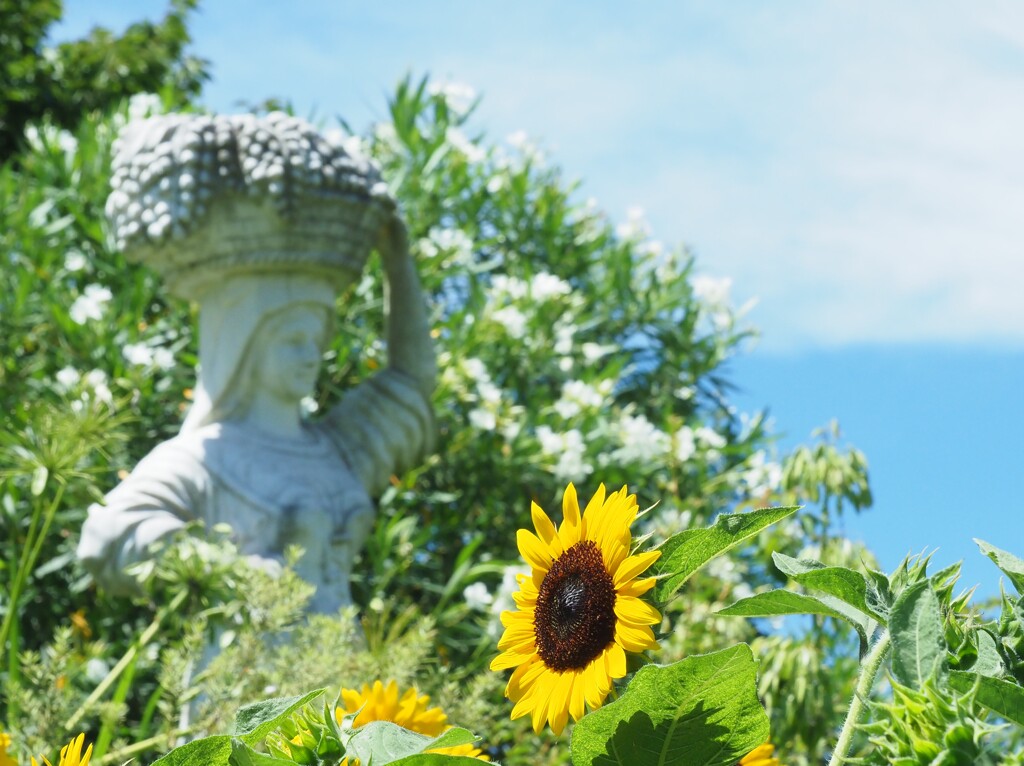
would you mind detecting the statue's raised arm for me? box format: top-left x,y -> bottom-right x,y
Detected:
77,112 -> 436,613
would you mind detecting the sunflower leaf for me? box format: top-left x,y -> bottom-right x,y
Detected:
948,671 -> 1024,727
149,736 -> 232,766
652,506 -> 799,602
717,588 -> 872,648
772,552 -> 887,623
233,688 -> 327,746
228,739 -> 296,766
344,721 -> 477,765
975,539 -> 1024,594
569,644 -> 769,766
889,579 -> 946,687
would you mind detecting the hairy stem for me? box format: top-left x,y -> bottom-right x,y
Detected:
828,629 -> 891,766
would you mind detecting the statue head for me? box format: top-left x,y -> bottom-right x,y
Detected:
180,272 -> 335,433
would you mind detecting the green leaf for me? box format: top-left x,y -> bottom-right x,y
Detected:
344,721 -> 477,765
975,539 -> 1024,595
772,552 -> 886,623
652,506 -> 799,602
392,757 -> 487,765
972,628 -> 1006,678
718,589 -> 871,647
228,739 -> 295,766
889,580 -> 945,687
149,736 -> 232,766
569,644 -> 769,766
949,671 -> 1024,726
232,688 -> 327,746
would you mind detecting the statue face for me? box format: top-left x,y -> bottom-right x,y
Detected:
255,306 -> 328,405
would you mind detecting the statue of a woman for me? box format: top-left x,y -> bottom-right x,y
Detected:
77,112 -> 435,613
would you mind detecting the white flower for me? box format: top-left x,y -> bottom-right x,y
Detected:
581,342 -> 616,363
69,284 -> 112,324
535,426 -> 592,482
695,426 -> 727,450
84,369 -> 113,404
55,366 -> 81,392
554,322 -> 575,356
445,127 -> 486,163
692,275 -> 732,308
674,425 -> 697,462
477,379 -> 501,405
421,226 -> 474,266
487,565 -> 531,637
490,274 -> 528,301
64,251 -> 88,272
491,305 -> 527,339
428,80 -> 477,115
554,379 -> 607,419
463,581 -> 493,611
469,407 -> 497,431
616,205 -> 650,240
85,658 -> 110,684
506,130 -> 529,150
486,174 -> 506,194
530,272 -> 571,301
609,413 -> 670,465
123,342 -> 154,367
461,357 -> 488,383
152,347 -> 175,370
300,396 -> 320,415
744,451 -> 783,496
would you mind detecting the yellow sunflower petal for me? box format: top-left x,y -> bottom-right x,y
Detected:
491,648 -> 535,671
617,575 -> 657,598
580,483 -> 608,541
529,680 -> 552,733
614,595 -> 662,626
548,672 -> 574,736
506,657 -> 548,701
615,621 -> 658,653
517,529 -> 552,572
612,550 -> 661,587
582,660 -> 610,709
531,501 -> 563,556
606,642 -> 628,680
568,670 -> 587,721
558,483 -> 582,548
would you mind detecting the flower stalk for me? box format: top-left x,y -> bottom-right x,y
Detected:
828,629 -> 891,766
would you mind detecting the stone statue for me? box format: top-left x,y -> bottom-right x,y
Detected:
77,112 -> 435,613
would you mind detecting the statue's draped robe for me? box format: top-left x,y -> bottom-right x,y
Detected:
78,368 -> 432,613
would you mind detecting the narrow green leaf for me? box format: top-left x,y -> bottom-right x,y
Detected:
772,552 -> 886,623
228,739 -> 295,766
653,506 -> 799,602
570,644 -> 769,766
889,580 -> 945,687
949,671 -> 1024,727
975,539 -> 1024,595
30,464 -> 48,496
233,688 -> 326,746
149,736 -> 231,766
717,589 -> 871,647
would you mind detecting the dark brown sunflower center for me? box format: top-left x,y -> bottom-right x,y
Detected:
534,539 -> 617,672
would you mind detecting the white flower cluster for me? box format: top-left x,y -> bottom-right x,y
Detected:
69,284 -> 112,325
54,367 -> 113,408
123,342 -> 175,371
106,111 -> 387,251
553,378 -> 612,419
486,272 -> 572,341
536,425 -> 592,482
418,226 -> 474,266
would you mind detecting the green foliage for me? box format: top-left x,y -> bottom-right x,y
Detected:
0,0 -> 207,161
569,645 -> 768,766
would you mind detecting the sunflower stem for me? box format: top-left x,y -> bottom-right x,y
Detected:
827,629 -> 890,766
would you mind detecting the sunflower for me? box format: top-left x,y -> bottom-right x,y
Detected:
30,734 -> 92,766
336,680 -> 488,760
1,732 -> 15,766
738,741 -> 782,765
490,483 -> 662,735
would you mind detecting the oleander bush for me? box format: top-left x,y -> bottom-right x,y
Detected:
2,4 -> 1023,765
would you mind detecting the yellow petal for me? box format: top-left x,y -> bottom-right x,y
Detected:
615,622 -> 657,653
583,660 -> 610,709
490,648 -> 533,671
547,672 -> 573,735
530,680 -> 551,733
580,483 -> 608,541
531,501 -> 562,557
568,670 -> 587,721
618,575 -> 657,598
606,642 -> 627,679
517,529 -> 552,572
614,596 -> 662,626
613,550 -> 661,588
506,656 -> 547,700
558,483 -> 582,548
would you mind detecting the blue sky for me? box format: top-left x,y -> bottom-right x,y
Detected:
56,2 -> 1024,596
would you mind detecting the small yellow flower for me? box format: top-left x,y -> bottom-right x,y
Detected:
738,741 -> 782,765
337,680 -> 488,760
30,733 -> 93,766
1,732 -> 16,766
490,483 -> 662,735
